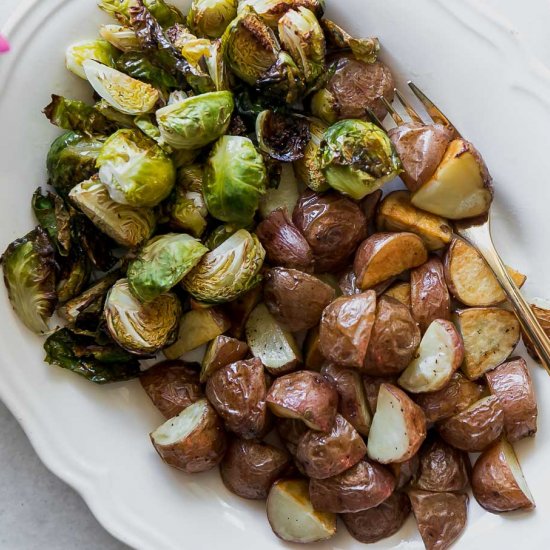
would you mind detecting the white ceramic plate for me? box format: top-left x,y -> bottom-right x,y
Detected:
1,0 -> 550,548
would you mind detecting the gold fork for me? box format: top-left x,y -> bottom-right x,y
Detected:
375,82 -> 550,375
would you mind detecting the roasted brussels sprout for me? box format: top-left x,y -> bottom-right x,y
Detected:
56,253 -> 92,304
46,131 -> 106,198
97,129 -> 175,208
319,120 -> 401,200
182,229 -> 265,304
104,279 -> 181,355
321,19 -> 379,63
156,91 -> 234,150
32,188 -> 71,257
69,178 -> 156,248
65,40 -> 119,79
44,328 -> 140,384
1,227 -> 57,334
294,118 -> 329,192
237,0 -> 325,29
128,233 -> 208,301
115,51 -> 179,91
99,24 -> 141,52
188,0 -> 238,38
99,0 -> 184,28
203,136 -> 267,226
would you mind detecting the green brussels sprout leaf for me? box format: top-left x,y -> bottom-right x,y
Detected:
321,18 -> 379,64
99,24 -> 141,52
56,252 -> 92,304
98,0 -> 185,28
32,187 -> 72,256
115,51 -> 180,91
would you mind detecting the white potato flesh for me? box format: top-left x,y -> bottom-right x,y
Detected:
151,400 -> 206,445
259,164 -> 300,219
502,441 -> 535,505
398,320 -> 462,393
267,480 -> 337,543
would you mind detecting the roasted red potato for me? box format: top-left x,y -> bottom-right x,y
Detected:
150,399 -> 227,473
389,455 -> 420,490
140,360 -> 203,419
276,418 -> 308,457
263,268 -> 335,332
364,295 -> 421,377
360,189 -> 383,223
266,370 -> 338,432
200,335 -> 249,383
383,281 -> 412,309
354,232 -> 428,290
296,414 -> 367,479
342,492 -> 411,544
362,375 -> 397,414
367,384 -> 427,464
303,325 -> 326,371
319,291 -> 377,368
472,439 -> 535,513
220,438 -> 291,500
309,459 -> 395,513
224,284 -> 263,340
523,301 -> 550,362
438,395 -> 504,452
410,257 -> 451,332
205,358 -> 269,440
485,358 -> 537,442
409,489 -> 468,550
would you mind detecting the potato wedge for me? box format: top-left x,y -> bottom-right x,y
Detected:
438,395 -> 504,452
303,326 -> 326,371
164,307 -> 230,360
150,399 -> 227,473
220,438 -> 290,500
383,281 -> 411,309
223,284 -> 262,340
485,358 -> 537,441
296,414 -> 367,479
411,258 -> 451,332
276,418 -> 308,457
364,295 -> 421,377
389,455 -> 419,490
309,459 -> 395,513
411,138 -> 493,219
444,238 -> 526,306
200,335 -> 248,383
266,370 -> 338,432
471,439 -> 534,513
264,268 -> 335,332
342,492 -> 411,544
377,190 -> 453,251
322,364 -> 371,436
367,384 -> 427,464
415,372 -> 486,425
413,436 -> 470,493
522,301 -> 550,363
140,360 -> 203,419
267,479 -> 337,543
398,319 -> 464,394
205,358 -> 268,439
454,307 -> 520,380
354,232 -> 428,290
319,291 -> 377,368
246,303 -> 302,376
409,490 -> 468,550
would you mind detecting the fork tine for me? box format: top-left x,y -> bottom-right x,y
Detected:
380,97 -> 404,126
365,107 -> 385,130
408,81 -> 460,135
393,88 -> 425,125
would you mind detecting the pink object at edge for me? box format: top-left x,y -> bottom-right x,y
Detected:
0,35 -> 10,53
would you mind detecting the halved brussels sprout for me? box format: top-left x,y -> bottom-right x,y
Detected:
204,224 -> 239,250
321,18 -> 379,64
46,131 -> 106,198
115,52 -> 180,91
98,0 -> 184,28
65,40 -> 119,79
237,0 -> 325,28
156,91 -> 234,149
99,24 -> 141,52
293,118 -> 329,192
83,60 -> 160,115
182,229 -> 265,304
1,227 -> 57,334
69,178 -> 156,248
181,37 -> 212,66
105,279 -> 181,355
204,39 -> 229,91
32,187 -> 71,257
319,120 -> 401,200
97,129 -> 176,207
188,0 -> 238,38
278,7 -> 325,85
203,135 -> 267,226
128,233 -> 208,302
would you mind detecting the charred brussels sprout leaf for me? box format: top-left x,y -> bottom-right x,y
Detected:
294,117 -> 329,192
43,95 -> 115,137
321,18 -> 379,64
99,24 -> 141,52
237,0 -> 325,29
65,39 -> 119,79
46,131 -> 106,198
188,0 -> 238,38
97,129 -> 175,208
128,233 -> 208,302
105,279 -> 181,355
319,119 -> 401,200
182,229 -> 265,303
56,252 -> 91,304
44,328 -> 141,384
115,52 -> 180,90
99,0 -> 184,28
203,135 -> 267,226
256,110 -> 310,161
32,187 -> 71,256
1,227 -> 57,334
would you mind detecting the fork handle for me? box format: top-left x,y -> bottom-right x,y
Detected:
474,239 -> 550,374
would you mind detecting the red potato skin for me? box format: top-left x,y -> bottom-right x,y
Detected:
485,357 -> 538,442
389,455 -> 420,490
410,257 -> 451,333
363,375 -> 397,414
205,358 -> 269,440
342,492 -> 411,544
296,414 -> 367,479
140,360 -> 203,418
360,189 -> 383,224
309,459 -> 395,513
276,418 -> 308,457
